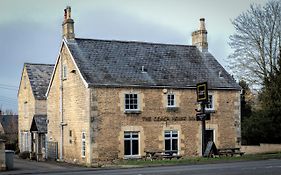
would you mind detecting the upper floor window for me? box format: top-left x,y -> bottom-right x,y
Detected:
62,64 -> 67,79
125,93 -> 139,111
69,130 -> 73,144
23,76 -> 27,89
167,94 -> 175,107
24,101 -> 28,117
206,94 -> 214,110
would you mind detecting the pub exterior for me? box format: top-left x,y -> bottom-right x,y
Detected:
46,7 -> 241,165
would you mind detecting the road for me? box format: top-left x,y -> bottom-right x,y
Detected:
3,158 -> 281,175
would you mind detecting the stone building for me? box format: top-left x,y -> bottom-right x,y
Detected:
18,63 -> 54,159
0,115 -> 18,150
46,7 -> 241,165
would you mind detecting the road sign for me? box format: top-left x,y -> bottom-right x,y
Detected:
196,113 -> 210,121
196,82 -> 208,102
196,113 -> 206,121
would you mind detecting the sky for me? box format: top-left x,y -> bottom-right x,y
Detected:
0,0 -> 267,113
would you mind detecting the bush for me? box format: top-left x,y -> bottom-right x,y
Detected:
19,151 -> 30,159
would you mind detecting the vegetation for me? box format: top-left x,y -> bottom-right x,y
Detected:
230,0 -> 281,145
117,153 -> 281,166
229,0 -> 281,85
19,151 -> 30,159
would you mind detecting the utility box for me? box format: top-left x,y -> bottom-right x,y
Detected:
5,150 -> 14,170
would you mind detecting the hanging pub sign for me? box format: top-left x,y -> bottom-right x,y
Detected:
196,82 -> 208,102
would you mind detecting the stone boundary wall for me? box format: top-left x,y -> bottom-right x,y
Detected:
241,143 -> 281,154
0,140 -> 6,171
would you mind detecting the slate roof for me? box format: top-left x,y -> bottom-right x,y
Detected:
65,38 -> 240,90
30,115 -> 47,133
25,63 -> 54,100
0,115 -> 18,134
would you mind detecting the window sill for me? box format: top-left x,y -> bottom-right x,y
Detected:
124,110 -> 141,114
124,155 -> 141,159
166,106 -> 179,112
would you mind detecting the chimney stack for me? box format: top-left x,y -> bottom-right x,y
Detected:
192,18 -> 208,52
62,6 -> 75,39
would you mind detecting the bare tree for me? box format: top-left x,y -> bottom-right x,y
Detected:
228,0 -> 281,85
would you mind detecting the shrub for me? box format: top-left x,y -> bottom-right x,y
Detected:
19,151 -> 30,159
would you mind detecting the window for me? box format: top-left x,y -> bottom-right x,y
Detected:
21,131 -> 30,152
62,64 -> 67,79
81,132 -> 86,158
23,102 -> 28,117
41,134 -> 46,149
167,94 -> 175,107
23,76 -> 27,89
164,130 -> 178,154
206,94 -> 214,110
20,132 -> 23,151
124,131 -> 139,156
125,93 -> 139,111
69,130 -> 72,144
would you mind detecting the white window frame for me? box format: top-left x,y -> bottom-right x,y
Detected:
167,93 -> 176,107
124,93 -> 139,112
21,131 -> 30,152
164,130 -> 179,155
124,131 -> 140,158
205,94 -> 215,111
81,131 -> 86,158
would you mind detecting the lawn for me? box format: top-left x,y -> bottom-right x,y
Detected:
117,152 -> 281,167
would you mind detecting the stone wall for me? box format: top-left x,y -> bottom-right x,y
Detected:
90,87 -> 240,161
18,65 -> 49,153
47,44 -> 90,165
241,144 -> 281,154
0,140 -> 5,171
18,66 -> 36,152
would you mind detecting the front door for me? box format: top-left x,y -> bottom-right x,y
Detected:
205,129 -> 214,143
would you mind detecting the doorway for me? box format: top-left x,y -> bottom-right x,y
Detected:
205,129 -> 214,143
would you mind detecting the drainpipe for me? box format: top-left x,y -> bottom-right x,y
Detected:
88,89 -> 92,165
59,60 -> 67,161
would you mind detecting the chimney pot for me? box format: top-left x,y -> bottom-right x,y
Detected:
62,6 -> 75,39
192,18 -> 208,52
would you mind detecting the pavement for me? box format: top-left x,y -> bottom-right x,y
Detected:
1,156 -> 91,175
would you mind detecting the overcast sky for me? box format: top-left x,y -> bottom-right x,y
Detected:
0,0 -> 267,113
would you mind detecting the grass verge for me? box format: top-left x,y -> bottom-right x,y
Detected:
116,152 -> 281,167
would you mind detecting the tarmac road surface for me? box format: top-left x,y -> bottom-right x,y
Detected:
3,157 -> 281,175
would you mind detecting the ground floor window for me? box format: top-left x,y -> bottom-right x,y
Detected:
82,132 -> 86,158
20,131 -> 30,152
164,130 -> 178,154
124,131 -> 139,156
